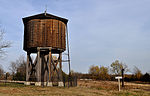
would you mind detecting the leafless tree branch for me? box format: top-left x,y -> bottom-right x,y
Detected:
0,26 -> 11,57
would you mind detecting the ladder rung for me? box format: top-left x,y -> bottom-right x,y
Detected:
63,53 -> 69,55
62,60 -> 70,62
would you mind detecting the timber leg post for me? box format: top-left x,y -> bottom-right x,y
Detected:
25,52 -> 30,85
47,48 -> 53,86
58,53 -> 64,87
35,47 -> 42,86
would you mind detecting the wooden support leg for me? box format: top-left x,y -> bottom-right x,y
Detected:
41,54 -> 44,86
44,55 -> 48,83
34,56 -> 37,81
25,52 -> 31,85
58,53 -> 64,87
49,48 -> 52,82
47,48 -> 53,86
26,52 -> 30,81
37,48 -> 41,82
59,53 -> 62,81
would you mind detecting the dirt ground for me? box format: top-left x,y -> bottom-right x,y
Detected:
0,80 -> 150,96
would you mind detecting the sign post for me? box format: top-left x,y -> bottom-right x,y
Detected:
115,76 -> 122,91
121,69 -> 124,87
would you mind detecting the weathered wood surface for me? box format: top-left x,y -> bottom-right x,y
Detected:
24,19 -> 66,53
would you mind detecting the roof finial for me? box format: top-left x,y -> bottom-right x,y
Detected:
44,5 -> 47,16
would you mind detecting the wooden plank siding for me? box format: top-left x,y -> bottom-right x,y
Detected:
24,19 -> 66,53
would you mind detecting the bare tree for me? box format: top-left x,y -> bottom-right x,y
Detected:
9,55 -> 26,75
0,25 -> 11,57
0,64 -> 4,78
0,24 -> 11,79
9,55 -> 26,80
9,61 -> 18,75
16,55 -> 26,75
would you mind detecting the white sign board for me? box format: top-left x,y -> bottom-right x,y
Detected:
115,76 -> 122,79
115,76 -> 122,91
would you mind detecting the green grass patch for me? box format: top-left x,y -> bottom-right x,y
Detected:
114,91 -> 135,96
97,87 -> 103,90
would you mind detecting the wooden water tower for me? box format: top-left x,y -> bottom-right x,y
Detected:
22,12 -> 69,86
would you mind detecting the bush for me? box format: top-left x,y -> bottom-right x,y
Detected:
13,72 -> 25,81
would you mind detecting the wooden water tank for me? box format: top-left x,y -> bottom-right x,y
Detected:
23,13 -> 68,53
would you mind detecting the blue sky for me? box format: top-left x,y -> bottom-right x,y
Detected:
0,0 -> 150,74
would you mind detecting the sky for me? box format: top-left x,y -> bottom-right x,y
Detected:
0,0 -> 150,74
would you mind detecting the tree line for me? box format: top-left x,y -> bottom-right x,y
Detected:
0,55 -> 149,83
0,55 -> 26,81
72,60 -> 150,83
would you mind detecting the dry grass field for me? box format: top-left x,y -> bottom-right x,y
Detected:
0,80 -> 150,96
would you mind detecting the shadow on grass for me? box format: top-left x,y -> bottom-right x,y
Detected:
0,82 -> 26,87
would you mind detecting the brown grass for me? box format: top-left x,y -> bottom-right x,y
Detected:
0,80 -> 150,96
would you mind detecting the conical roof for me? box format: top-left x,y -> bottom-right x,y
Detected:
22,13 -> 68,24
